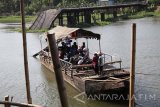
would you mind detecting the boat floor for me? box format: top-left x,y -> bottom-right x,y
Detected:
73,69 -> 129,80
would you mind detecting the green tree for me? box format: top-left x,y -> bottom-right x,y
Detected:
25,0 -> 51,15
149,0 -> 160,4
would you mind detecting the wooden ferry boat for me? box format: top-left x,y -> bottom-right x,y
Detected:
34,26 -> 130,100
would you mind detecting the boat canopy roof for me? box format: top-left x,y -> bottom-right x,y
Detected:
42,26 -> 101,43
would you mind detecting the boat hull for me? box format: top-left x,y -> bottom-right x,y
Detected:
85,79 -> 129,100
39,57 -> 129,101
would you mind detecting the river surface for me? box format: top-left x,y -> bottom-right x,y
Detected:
0,17 -> 160,107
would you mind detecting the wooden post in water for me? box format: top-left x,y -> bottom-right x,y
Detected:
4,96 -> 10,107
129,23 -> 136,107
47,34 -> 69,107
0,101 -> 42,107
20,0 -> 32,104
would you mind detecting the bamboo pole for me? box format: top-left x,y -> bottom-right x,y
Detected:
20,0 -> 32,104
129,23 -> 136,107
4,96 -> 10,107
47,34 -> 69,107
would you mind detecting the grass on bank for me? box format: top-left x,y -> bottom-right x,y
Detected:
0,16 -> 36,23
129,11 -> 160,19
12,28 -> 48,33
76,11 -> 160,27
1,10 -> 160,32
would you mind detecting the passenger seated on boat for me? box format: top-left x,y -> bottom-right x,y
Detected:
78,56 -> 84,65
83,48 -> 89,57
83,56 -> 92,64
78,42 -> 86,56
92,53 -> 99,75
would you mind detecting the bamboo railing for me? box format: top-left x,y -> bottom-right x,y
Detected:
0,96 -> 43,107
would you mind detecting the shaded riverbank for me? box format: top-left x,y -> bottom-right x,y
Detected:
0,16 -> 35,23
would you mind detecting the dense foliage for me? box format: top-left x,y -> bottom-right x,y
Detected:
0,0 -> 52,15
148,0 -> 160,4
0,0 -> 159,15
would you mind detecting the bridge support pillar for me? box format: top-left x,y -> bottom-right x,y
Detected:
67,13 -> 70,26
81,12 -> 84,23
75,12 -> 80,24
67,13 -> 76,26
59,14 -> 63,26
113,10 -> 117,18
84,11 -> 91,24
101,13 -> 105,21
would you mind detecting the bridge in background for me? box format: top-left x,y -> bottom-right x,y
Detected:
30,2 -> 147,30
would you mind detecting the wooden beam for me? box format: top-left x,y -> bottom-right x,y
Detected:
129,23 -> 136,107
20,0 -> 32,104
47,34 -> 69,107
4,96 -> 10,107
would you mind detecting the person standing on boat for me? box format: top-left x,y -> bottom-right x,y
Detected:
59,42 -> 67,59
98,52 -> 104,75
71,42 -> 78,56
66,44 -> 72,61
92,53 -> 99,75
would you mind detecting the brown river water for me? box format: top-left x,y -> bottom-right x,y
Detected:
0,17 -> 160,107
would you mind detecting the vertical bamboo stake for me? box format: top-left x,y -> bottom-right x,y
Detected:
4,96 -> 10,107
47,34 -> 69,107
20,0 -> 32,104
129,23 -> 136,107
